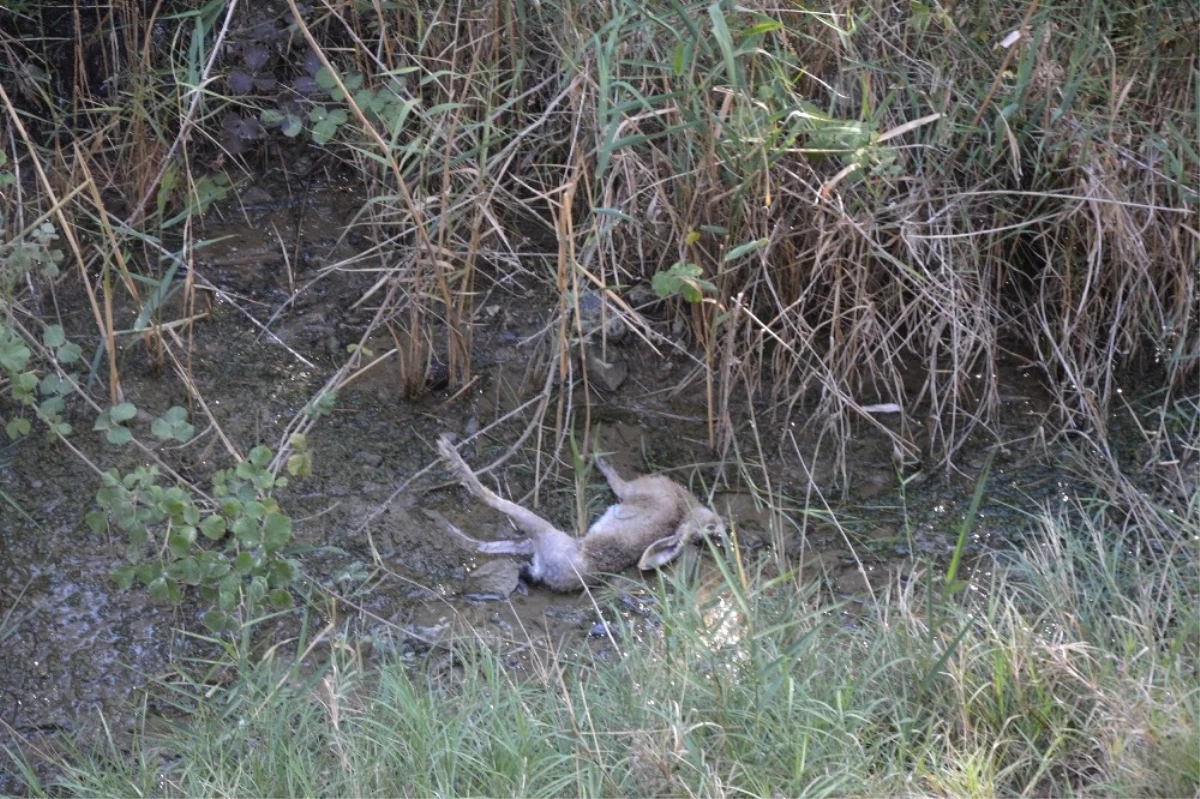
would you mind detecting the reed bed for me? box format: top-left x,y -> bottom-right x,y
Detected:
1,0 -> 1194,472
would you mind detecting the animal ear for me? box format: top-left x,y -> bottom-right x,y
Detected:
638,533 -> 687,571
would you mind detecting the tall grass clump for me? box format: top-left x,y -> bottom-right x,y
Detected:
27,466 -> 1196,797
552,0 -> 1198,470
4,0 -> 1194,472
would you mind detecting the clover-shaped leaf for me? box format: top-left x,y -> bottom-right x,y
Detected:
6,418 -> 31,439
151,406 -> 195,442
43,325 -> 66,348
200,515 -> 227,541
262,512 -> 292,554
0,332 -> 31,372
95,402 -> 137,445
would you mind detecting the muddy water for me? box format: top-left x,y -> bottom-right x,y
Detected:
0,179 -> 1076,786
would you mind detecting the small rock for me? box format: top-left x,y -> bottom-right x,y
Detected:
488,612 -> 514,635
626,283 -> 659,309
617,593 -> 656,617
585,350 -> 628,391
588,621 -> 619,639
404,622 -> 449,647
239,185 -> 273,206
834,567 -> 870,596
461,559 -> 521,601
576,292 -> 625,339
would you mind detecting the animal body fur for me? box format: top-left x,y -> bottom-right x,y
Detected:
436,436 -> 724,592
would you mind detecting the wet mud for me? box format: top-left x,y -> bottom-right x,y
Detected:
0,176 -> 1082,785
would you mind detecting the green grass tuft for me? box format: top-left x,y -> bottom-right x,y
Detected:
24,476 -> 1197,798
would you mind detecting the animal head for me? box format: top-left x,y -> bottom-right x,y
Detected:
690,506 -> 726,543
636,506 -> 726,572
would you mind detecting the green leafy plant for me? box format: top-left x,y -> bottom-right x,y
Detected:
285,433 -> 313,478
306,103 -> 350,146
652,262 -> 717,303
160,173 -> 230,230
93,402 -> 137,445
1,213 -> 82,441
257,67 -> 364,147
0,221 -> 64,294
1,322 -> 82,441
305,390 -> 338,419
256,62 -> 415,147
0,151 -> 13,189
151,405 -> 196,442
89,419 -> 303,632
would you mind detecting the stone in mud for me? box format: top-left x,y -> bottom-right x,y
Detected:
238,185 -> 274,206
585,349 -> 628,392
576,290 -> 631,344
588,621 -> 619,638
461,558 -> 521,601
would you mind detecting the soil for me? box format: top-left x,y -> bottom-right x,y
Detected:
0,168 -> 1082,791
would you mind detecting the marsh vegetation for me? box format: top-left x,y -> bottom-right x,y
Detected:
0,0 -> 1196,794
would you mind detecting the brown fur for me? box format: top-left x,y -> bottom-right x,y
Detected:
436,435 -> 724,592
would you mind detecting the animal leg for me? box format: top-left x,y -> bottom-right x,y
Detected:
422,509 -> 537,556
594,455 -> 635,500
438,436 -> 563,539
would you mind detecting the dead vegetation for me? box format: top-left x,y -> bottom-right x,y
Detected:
2,0 -> 1194,487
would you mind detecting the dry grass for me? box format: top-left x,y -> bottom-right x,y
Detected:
2,0 -> 1194,482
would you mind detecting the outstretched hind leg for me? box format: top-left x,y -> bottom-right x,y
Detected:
423,509 -> 536,557
438,436 -> 563,540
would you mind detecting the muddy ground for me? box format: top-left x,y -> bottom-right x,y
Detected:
0,168 -> 1081,790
